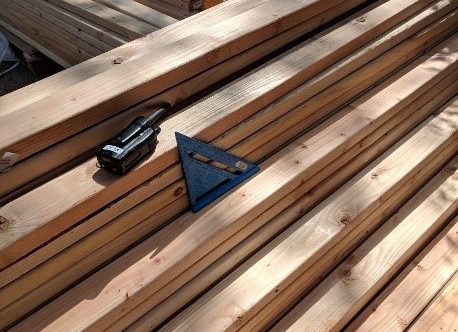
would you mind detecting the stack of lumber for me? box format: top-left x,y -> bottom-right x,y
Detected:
0,0 -> 456,330
0,0 -> 178,66
0,0 -> 237,66
0,0 -> 366,204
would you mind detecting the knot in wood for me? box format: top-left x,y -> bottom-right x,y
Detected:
174,187 -> 184,197
356,17 -> 366,23
339,268 -> 355,285
342,269 -> 352,278
0,217 -> 10,232
339,213 -> 352,226
113,57 -> 124,64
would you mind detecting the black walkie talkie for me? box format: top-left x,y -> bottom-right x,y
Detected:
96,103 -> 170,175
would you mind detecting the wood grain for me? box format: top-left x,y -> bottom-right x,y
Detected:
2,25 -> 453,324
408,272 -> 458,331
349,216 -> 458,331
1,6 -> 449,311
94,0 -> 178,28
47,0 -> 157,39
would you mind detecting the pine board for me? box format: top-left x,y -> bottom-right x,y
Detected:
4,55 -> 450,326
408,272 -> 458,331
47,0 -> 157,39
3,2 -> 449,297
94,0 -> 178,28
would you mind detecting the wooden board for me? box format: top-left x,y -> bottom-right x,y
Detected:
203,0 -> 224,10
7,0 -> 103,56
162,102 -> 457,332
11,42 -> 457,331
0,0 -> 428,162
242,145 -> 458,332
408,272 -> 458,331
26,0 -> 128,47
135,0 -> 194,19
348,216 -> 458,331
272,159 -> 458,331
158,0 -> 203,12
94,0 -> 178,28
19,0 -> 116,52
0,0 -> 433,268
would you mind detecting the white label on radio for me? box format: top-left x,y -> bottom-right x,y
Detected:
103,145 -> 124,154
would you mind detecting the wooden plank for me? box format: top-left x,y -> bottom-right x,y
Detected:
0,0 -> 432,268
135,0 -> 194,19
0,1 -> 94,63
162,102 -> 458,332
272,160 -> 458,332
0,0 -> 361,202
0,24 -> 36,55
47,0 -> 157,39
11,44 -> 457,331
2,19 -> 454,296
408,272 -> 458,331
0,0 -> 427,162
3,30 -> 449,324
203,0 -> 224,10
158,0 -> 203,11
94,0 -> 178,28
112,80 -> 458,332
348,216 -> 458,331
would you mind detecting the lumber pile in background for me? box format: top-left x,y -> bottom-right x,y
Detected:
0,0 -> 456,330
0,0 -> 178,66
